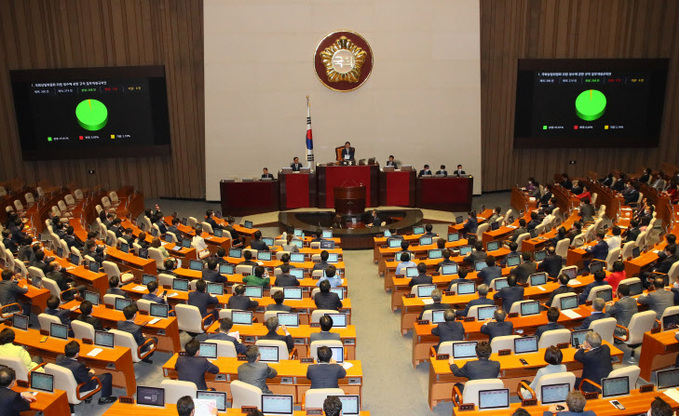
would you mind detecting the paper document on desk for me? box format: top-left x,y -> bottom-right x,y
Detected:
87,348 -> 103,357
167,292 -> 179,298
421,298 -> 434,305
664,388 -> 679,404
194,399 -> 217,416
507,225 -> 518,229
133,285 -> 146,291
342,362 -> 353,370
569,280 -> 581,285
561,309 -> 581,319
536,286 -> 546,291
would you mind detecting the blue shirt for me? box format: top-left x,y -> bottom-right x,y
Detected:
316,276 -> 342,288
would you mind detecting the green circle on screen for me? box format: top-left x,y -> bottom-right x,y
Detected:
575,89 -> 607,121
75,99 -> 108,131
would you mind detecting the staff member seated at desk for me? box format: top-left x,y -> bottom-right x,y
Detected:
227,284 -> 259,310
545,391 -> 595,416
448,341 -> 500,392
260,316 -> 294,352
307,346 -> 346,389
238,345 -> 277,394
0,366 -> 36,415
313,251 -> 331,271
576,298 -> 609,330
315,280 -> 343,311
243,266 -> 270,287
340,141 -> 354,162
316,265 -> 342,288
267,290 -> 293,312
574,331 -> 613,393
291,157 -> 303,171
457,284 -> 494,317
367,210 -> 381,227
238,250 -> 259,267
408,262 -> 432,288
385,155 -> 397,168
310,315 -> 341,343
480,309 -> 513,341
106,276 -> 129,298
57,341 -> 117,405
261,167 -> 274,180
435,165 -> 448,176
176,339 -> 219,391
454,164 -> 466,176
202,258 -> 226,284
431,309 -> 465,349
418,164 -> 432,178
535,307 -> 566,340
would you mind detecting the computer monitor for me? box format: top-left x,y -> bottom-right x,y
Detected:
294,229 -> 304,237
459,245 -> 472,255
165,234 -> 173,243
84,290 -> 100,305
277,313 -> 299,328
506,255 -> 521,267
172,278 -> 189,291
478,389 -> 510,410
229,248 -> 242,258
417,284 -> 436,298
534,250 -> 547,262
290,253 -> 305,263
56,247 -> 64,258
490,222 -> 500,231
632,246 -> 641,258
494,278 -> 509,291
244,286 -> 263,298
243,220 -> 253,229
70,253 -> 80,266
596,288 -> 613,302
291,239 -> 303,248
189,259 -> 203,271
477,305 -> 497,320
428,249 -> 442,259
571,329 -> 589,348
657,368 -> 679,389
440,264 -> 458,276
207,282 -> 224,296
325,313 -> 347,328
213,228 -> 223,238
30,372 -> 54,393
282,287 -> 303,300
258,345 -> 279,363
333,395 -> 360,416
262,237 -> 274,247
181,239 -> 191,249
628,281 -> 643,296
232,310 -> 253,325
452,341 -> 478,359
261,395 -> 294,415
419,236 -> 433,246
196,391 -> 227,412
559,295 -> 579,310
286,268 -> 303,281
136,386 -> 165,407
89,261 -> 100,272
561,267 -> 577,280
330,346 -> 344,363
198,342 -> 218,359
114,297 -> 133,311
388,238 -> 401,248
12,314 -> 28,331
474,260 -> 487,272
327,253 -> 339,263
219,264 -> 234,275
50,322 -> 68,340
456,282 -> 476,295
529,272 -> 548,286
151,228 -> 159,237
383,230 -> 392,237
330,287 -> 345,300
601,376 -> 630,398
320,240 -> 335,249
448,233 -> 460,242
486,241 -> 500,251
520,300 -> 541,316
431,310 -> 446,324
541,383 -> 571,404
142,274 -> 157,285
321,230 -> 333,239
590,260 -> 606,274
150,303 -> 169,318
514,336 -> 538,354
120,242 -> 129,253
257,251 -> 272,261
405,267 -> 418,278
663,313 -> 679,330
413,226 -> 425,234
95,330 -> 115,348
455,216 -> 464,224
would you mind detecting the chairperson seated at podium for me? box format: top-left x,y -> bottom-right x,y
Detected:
291,157 -> 303,171
340,141 -> 355,161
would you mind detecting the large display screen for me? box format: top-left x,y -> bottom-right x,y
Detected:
10,66 -> 171,160
514,59 -> 668,148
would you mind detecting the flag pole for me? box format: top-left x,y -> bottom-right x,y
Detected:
306,95 -> 315,171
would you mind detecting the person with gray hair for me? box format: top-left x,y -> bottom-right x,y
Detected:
419,288 -> 449,319
576,298 -> 609,330
237,345 -> 277,394
574,331 -> 612,392
457,284 -> 494,317
323,396 -> 343,416
431,309 -> 465,349
544,391 -> 595,415
259,316 -> 294,351
480,309 -> 513,341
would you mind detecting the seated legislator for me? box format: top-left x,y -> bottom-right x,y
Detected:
267,290 -> 293,312
202,258 -> 226,284
2,229 -> 18,255
0,366 -> 36,415
167,217 -> 181,236
435,165 -> 448,176
500,242 -> 520,267
316,265 -> 342,288
0,328 -> 42,373
463,241 -> 487,266
510,219 -> 528,242
462,211 -> 479,236
539,246 -> 563,278
418,164 -> 432,178
275,264 -> 300,287
545,391 -> 596,416
578,270 -> 607,304
75,300 -> 105,331
227,284 -> 259,310
106,276 -> 129,298
206,317 -> 247,355
457,284 -> 494,317
605,226 -> 622,253
479,255 -> 502,286
438,249 -> 455,268
447,269 -> 470,291
64,226 -> 84,250
306,346 -> 347,389
44,295 -> 71,326
528,346 -> 566,394
578,198 -> 595,223
396,253 -> 416,276
291,156 -> 303,172
238,250 -> 259,267
546,274 -> 575,307
204,210 -> 223,232
493,274 -> 524,312
576,298 -> 609,330
312,250 -> 331,271
0,269 -> 30,316
385,155 -> 397,168
118,304 -> 157,363
419,289 -> 449,319
260,316 -> 294,352
57,341 -> 117,404
431,309 -> 465,349
243,266 -> 270,287
535,307 -> 566,340
310,315 -> 341,343
638,276 -> 674,319
324,396 -> 342,416
261,167 -> 274,179
189,279 -> 219,322
574,331 -> 613,392
340,141 -> 355,162
480,309 -> 513,341
281,234 -> 300,253
604,260 -> 626,292
142,281 -> 167,304
454,164 -> 466,176
315,280 -> 342,311
249,230 -> 270,252
176,339 -> 219,390
238,345 -> 277,394
448,341 -> 500,392
408,262 -> 432,287
192,224 -> 210,259
526,211 -> 540,231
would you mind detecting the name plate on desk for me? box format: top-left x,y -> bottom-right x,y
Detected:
39,329 -> 49,336
82,338 -> 93,345
459,404 -> 475,411
120,396 -> 134,404
445,291 -> 455,296
300,358 -> 314,364
557,342 -> 570,349
521,399 -> 537,406
306,409 -> 323,415
237,356 -> 248,361
242,406 -> 258,412
640,384 -> 655,393
508,312 -> 519,318
464,317 -> 475,322
651,326 -> 661,334
436,354 -> 449,360
405,293 -> 415,298
498,349 -> 512,356
310,323 -> 320,328
16,380 -> 28,388
418,320 -> 430,325
583,392 -> 598,400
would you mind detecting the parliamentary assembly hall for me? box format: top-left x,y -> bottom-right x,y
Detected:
0,1 -> 679,416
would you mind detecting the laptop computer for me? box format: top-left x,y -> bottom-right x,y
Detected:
486,241 -> 500,251
632,246 -> 641,258
325,313 -> 347,328
84,290 -> 100,305
50,322 -> 68,340
428,249 -> 442,259
89,261 -> 100,272
448,233 -> 460,242
172,278 -> 189,291
417,284 -> 436,298
571,329 -> 589,348
70,253 -> 80,266
294,229 -> 304,237
290,239 -> 303,249
262,237 -> 274,247
30,372 -> 54,393
198,342 -> 218,360
494,278 -> 509,291
330,287 -> 345,300
541,383 -> 570,404
506,255 -> 521,267
459,245 -> 472,256
406,267 -> 419,278
520,300 -> 541,316
136,386 -> 165,407
322,230 -> 333,239
332,395 -> 360,416
327,253 -> 339,263
440,264 -> 458,275
419,236 -> 433,246
258,345 -> 280,363
290,253 -> 305,263
232,310 -> 253,325
431,310 -> 446,324
229,248 -> 242,258
95,330 -> 115,348
628,281 -> 643,296
478,389 -> 510,410
287,268 -> 304,282
243,220 -> 253,229
413,226 -> 425,234
261,394 -> 294,416
514,336 -> 538,354
142,274 -> 157,285
282,287 -> 303,300
590,260 -> 606,274
213,228 -> 223,238
388,238 -> 402,248
196,391 -> 227,412
207,282 -> 224,296
12,314 -> 29,331
320,240 -> 335,249
529,272 -> 548,286
663,313 -> 679,330
474,260 -> 487,272
559,295 -> 579,310
181,239 -> 191,249
657,368 -> 679,389
276,313 -> 299,328
456,281 -> 476,295
120,242 -> 129,253
330,346 -> 344,363
244,286 -> 263,298
601,376 -> 630,398
189,259 -> 203,271
150,303 -> 169,318
452,341 -> 478,359
529,229 -> 539,238
56,247 -> 64,258
114,297 -> 134,311
490,222 -> 500,231
534,250 -> 547,262
477,305 -> 497,320
561,266 -> 578,280
219,264 -> 234,275
257,251 -> 272,261
455,216 -> 464,224
596,287 -> 613,302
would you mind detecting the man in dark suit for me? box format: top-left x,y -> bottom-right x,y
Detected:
176,339 -> 219,390
62,226 -> 83,250
480,309 -> 513,341
526,211 -> 540,231
249,230 -> 269,251
340,141 -> 354,161
106,276 -> 129,298
141,281 -> 167,304
238,345 -> 277,393
438,249 -> 456,269
44,295 -> 71,326
641,244 -> 679,286
431,309 -> 465,349
584,231 -> 609,269
435,165 -> 448,176
385,155 -> 397,168
418,164 -> 432,178
367,210 -> 381,227
204,210 -> 223,231
291,157 -> 303,171
510,219 -> 528,242
478,255 -> 502,286
1,229 -> 18,255
623,219 -> 641,243
267,290 -> 293,312
539,246 -> 563,278
227,284 -> 259,310
261,167 -> 274,179
578,270 -> 608,304
274,264 -> 300,287
574,331 -> 613,392
0,366 -> 36,415
189,279 -> 219,323
447,269 -> 470,291
514,252 -> 537,284
576,298 -> 609,330
206,317 -> 247,354
314,280 -> 343,311
306,346 -> 346,389
462,211 -> 479,236
623,182 -> 640,205
310,315 -> 341,344
260,316 -> 294,352
75,300 -> 105,331
30,250 -> 49,273
0,270 -> 30,316
546,274 -> 575,308
312,250 -> 331,271
638,277 -> 675,319
493,274 -> 524,312
408,262 -> 432,288
419,289 -> 449,319
201,258 -> 226,283
605,283 -> 638,361
578,198 -> 595,223
167,217 -> 181,237
238,250 -> 259,267
454,164 -> 466,176
560,173 -> 572,190
535,307 -> 566,340
57,341 -> 116,404
448,341 -> 500,392
119,304 -> 157,363
457,284 -> 494,317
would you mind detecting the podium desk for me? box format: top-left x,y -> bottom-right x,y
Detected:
220,180 -> 280,216
639,330 -> 679,381
13,385 -> 70,416
380,169 -> 416,207
511,187 -> 537,213
416,176 -> 473,211
279,171 -> 316,209
316,165 -> 379,208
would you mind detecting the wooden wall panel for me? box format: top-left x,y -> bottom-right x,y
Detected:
481,0 -> 679,192
0,0 -> 204,198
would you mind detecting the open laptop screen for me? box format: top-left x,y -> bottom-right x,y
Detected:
325,313 -> 347,328
534,250 -> 547,262
189,259 -> 203,271
419,236 -> 433,246
486,241 -> 500,251
448,233 -> 460,242
12,314 -> 28,331
541,383 -> 570,404
478,389 -> 510,410
94,330 -> 114,348
413,226 -> 425,234
84,290 -> 100,305
459,245 -> 472,255
219,264 -> 234,275
601,376 -> 630,398
514,336 -> 538,354
477,305 -> 497,320
330,346 -> 344,363
50,322 -> 68,340
196,391 -> 227,412
494,278 -> 509,291
207,282 -> 224,296
142,274 -> 157,285
571,329 -> 589,348
258,345 -> 279,363
428,249 -> 442,259
150,303 -> 169,318
559,295 -> 578,310
261,395 -> 293,415
277,313 -> 299,328
657,368 -> 679,389
520,300 -> 540,316
30,372 -> 54,393
137,386 -> 165,407
198,342 -> 218,359
232,310 -> 253,325
441,264 -> 458,275
452,341 -> 478,359
417,284 -> 436,298
290,253 -> 305,263
456,282 -> 476,295
431,310 -> 446,324
282,287 -> 303,300
244,286 -> 263,298
506,255 -> 521,267
334,395 -> 360,416
474,260 -> 487,272
529,272 -> 548,286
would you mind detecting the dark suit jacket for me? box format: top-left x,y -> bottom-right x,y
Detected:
274,274 -> 300,287
118,320 -> 145,346
250,240 -> 269,251
206,332 -> 246,354
625,227 -> 641,243
586,240 -> 608,261
314,292 -> 343,310
436,170 -> 448,176
75,314 -> 104,331
606,296 -> 638,328
418,169 -> 432,177
547,285 -> 575,308
306,363 -> 347,389
291,162 -> 303,171
480,321 -> 513,341
493,286 -> 524,311
55,355 -> 100,392
266,303 -> 292,312
45,307 -> 71,325
577,311 -> 610,330
458,297 -> 494,317
527,219 -> 541,231
539,255 -> 563,278
341,148 -> 354,160
450,358 -> 501,380
478,266 -> 502,286
227,295 -> 258,311
431,321 -> 465,344
578,280 -> 608,304
106,287 -> 129,298
624,189 -> 640,204
260,330 -> 294,352
463,250 -> 487,266
0,280 -> 28,305
575,345 -> 613,391
419,302 -> 450,319
462,217 -> 479,235
202,269 -> 226,283
579,204 -> 595,222
535,322 -> 566,339
0,387 -> 31,416
237,361 -> 277,393
408,273 -> 433,288
188,291 -> 219,317
511,227 -> 527,242
515,262 -> 537,284
176,355 -> 219,390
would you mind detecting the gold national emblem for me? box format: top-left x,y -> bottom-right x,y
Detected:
320,36 -> 366,83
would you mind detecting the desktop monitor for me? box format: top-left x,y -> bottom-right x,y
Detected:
541,383 -> 571,404
283,287 -> 303,300
327,253 -> 339,263
413,226 -> 425,234
142,274 -> 157,285
417,284 -> 436,298
330,346 -> 344,363
257,251 -> 272,261
506,255 -> 521,267
294,229 -> 304,237
207,283 -> 224,296
229,248 -> 242,258
383,230 -> 392,237
440,264 -> 458,276
289,268 -> 304,280
114,297 -> 133,311
494,278 -> 509,291
663,314 -> 679,330
213,228 -> 223,238
150,303 -> 169,318
258,345 -> 279,363
419,236 -> 433,246
95,330 -> 115,348
478,389 -> 510,410
12,314 -> 29,331
520,300 -> 541,316
56,247 -> 64,258
136,386 -> 165,407
291,239 -> 303,249
428,249 -> 442,260
189,259 -> 203,271
89,261 -> 100,272
333,395 -> 360,416
261,395 -> 294,416
244,286 -> 263,298
486,241 -> 500,252
151,228 -> 159,237
571,329 -> 589,348
120,242 -> 129,253
196,391 -> 227,412
320,240 -> 335,249
30,372 -> 54,393
657,368 -> 679,389
232,310 -> 253,325
290,253 -> 305,263
330,287 -> 345,300
632,246 -> 641,258
277,313 -> 299,328
455,216 -> 464,224
601,376 -> 630,398
561,267 -> 577,280
70,253 -> 80,266
243,220 -> 253,229
477,305 -> 497,320
198,342 -> 218,359
387,238 -> 401,248
164,234 -> 173,243
534,250 -> 547,262
172,278 -> 189,291
474,260 -> 487,272
529,272 -> 548,286
590,260 -> 606,274
262,237 -> 274,247
405,267 -> 418,278
459,245 -> 472,256
452,341 -> 478,359
84,290 -> 100,305
50,322 -> 68,340
219,264 -> 234,275
514,336 -> 538,354
559,295 -> 579,310
181,239 -> 191,248
596,288 -> 613,302
456,282 -> 476,295
325,313 -> 347,328
448,233 -> 460,242
490,222 -> 500,231
431,310 -> 446,324
322,230 -> 333,239
628,281 -> 643,296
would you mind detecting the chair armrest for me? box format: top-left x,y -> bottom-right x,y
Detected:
168,310 -> 176,317
76,376 -> 102,400
613,324 -> 629,342
452,384 -> 463,407
430,347 -> 437,357
0,303 -> 21,318
28,362 -> 47,376
138,338 -> 157,359
288,348 -> 298,360
201,314 -> 213,332
517,380 -> 535,400
579,378 -> 601,393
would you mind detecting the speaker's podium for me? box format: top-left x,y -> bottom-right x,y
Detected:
316,163 -> 380,208
334,186 -> 366,215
